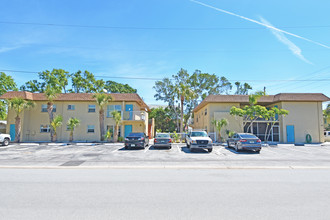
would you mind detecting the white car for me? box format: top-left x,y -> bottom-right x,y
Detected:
325,131 -> 330,142
186,131 -> 213,153
0,133 -> 11,146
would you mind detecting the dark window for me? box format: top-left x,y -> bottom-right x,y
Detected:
88,105 -> 96,113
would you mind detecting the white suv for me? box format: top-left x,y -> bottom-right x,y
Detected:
186,131 -> 213,153
0,133 -> 11,146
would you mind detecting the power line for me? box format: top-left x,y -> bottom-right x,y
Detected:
1,21 -> 330,30
1,69 -> 330,82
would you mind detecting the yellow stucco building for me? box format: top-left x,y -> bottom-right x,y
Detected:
193,93 -> 330,143
1,91 -> 151,142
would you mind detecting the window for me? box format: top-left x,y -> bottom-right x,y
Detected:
87,125 -> 95,133
106,125 -> 121,137
68,105 -> 75,110
41,104 -> 56,112
40,125 -> 50,133
107,105 -> 122,117
205,108 -> 207,115
88,105 -> 96,113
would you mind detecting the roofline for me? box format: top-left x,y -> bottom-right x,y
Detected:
193,93 -> 330,112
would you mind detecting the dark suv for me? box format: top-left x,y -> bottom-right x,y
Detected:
124,132 -> 149,149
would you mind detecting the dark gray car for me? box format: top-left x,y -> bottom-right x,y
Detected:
227,133 -> 262,153
154,133 -> 172,149
124,133 -> 149,149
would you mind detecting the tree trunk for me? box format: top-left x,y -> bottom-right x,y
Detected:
47,102 -> 54,142
180,95 -> 184,133
69,130 -> 73,142
114,125 -> 119,142
15,116 -> 21,143
99,109 -> 105,141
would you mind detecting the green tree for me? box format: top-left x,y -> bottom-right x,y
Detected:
104,129 -> 112,142
174,69 -> 197,133
45,86 -> 61,142
234,82 -> 252,95
7,97 -> 35,142
263,107 -> 289,142
111,110 -> 122,142
212,118 -> 229,142
67,117 -> 80,142
0,72 -> 17,120
149,107 -> 177,132
154,69 -> 246,132
50,115 -> 63,142
39,69 -> 70,93
20,80 -> 46,92
93,93 -> 112,141
104,80 -> 137,93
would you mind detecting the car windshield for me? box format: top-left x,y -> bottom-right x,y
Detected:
191,132 -> 208,137
156,134 -> 170,138
239,134 -> 258,139
128,133 -> 143,137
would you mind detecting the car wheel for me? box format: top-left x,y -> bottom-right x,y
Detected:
2,138 -> 9,146
235,143 -> 240,152
125,146 -> 129,150
208,148 -> 212,153
168,146 -> 172,149
256,150 -> 261,154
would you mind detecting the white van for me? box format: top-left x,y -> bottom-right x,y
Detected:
324,131 -> 330,142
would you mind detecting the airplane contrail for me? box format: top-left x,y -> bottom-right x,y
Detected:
190,0 -> 330,49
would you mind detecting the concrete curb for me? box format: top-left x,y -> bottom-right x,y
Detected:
1,165 -> 330,169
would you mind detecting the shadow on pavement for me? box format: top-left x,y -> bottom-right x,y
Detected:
149,146 -> 171,150
224,147 -> 260,154
181,146 -> 210,154
118,146 -> 144,151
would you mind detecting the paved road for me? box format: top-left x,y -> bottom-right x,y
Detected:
1,143 -> 330,168
0,168 -> 330,220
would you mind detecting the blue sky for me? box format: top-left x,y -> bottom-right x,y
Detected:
1,0 -> 330,106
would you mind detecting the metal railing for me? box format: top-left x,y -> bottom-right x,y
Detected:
123,111 -> 146,121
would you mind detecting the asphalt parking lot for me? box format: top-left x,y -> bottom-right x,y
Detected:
1,141 -> 330,168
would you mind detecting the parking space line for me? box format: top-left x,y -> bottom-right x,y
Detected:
143,145 -> 150,153
176,144 -> 183,153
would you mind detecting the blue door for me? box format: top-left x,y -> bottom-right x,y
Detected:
124,125 -> 132,138
10,124 -> 15,141
125,104 -> 133,120
286,125 -> 295,143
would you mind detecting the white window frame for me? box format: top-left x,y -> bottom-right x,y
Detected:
41,104 -> 56,112
88,105 -> 96,113
67,104 -> 75,110
87,125 -> 95,133
107,105 -> 122,117
40,125 -> 50,133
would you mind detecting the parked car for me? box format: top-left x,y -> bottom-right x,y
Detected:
227,133 -> 261,153
324,131 -> 330,142
186,131 -> 213,153
154,133 -> 172,149
0,133 -> 11,146
124,133 -> 149,149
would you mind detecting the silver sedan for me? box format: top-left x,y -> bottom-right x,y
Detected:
154,133 -> 172,149
227,133 -> 262,153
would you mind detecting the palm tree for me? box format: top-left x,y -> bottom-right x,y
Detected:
212,118 -> 228,143
111,110 -> 122,142
8,97 -> 35,143
45,86 -> 59,142
50,115 -> 63,142
67,117 -> 80,142
93,93 -> 112,141
174,82 -> 196,133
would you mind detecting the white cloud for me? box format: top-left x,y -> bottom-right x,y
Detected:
259,17 -> 312,64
